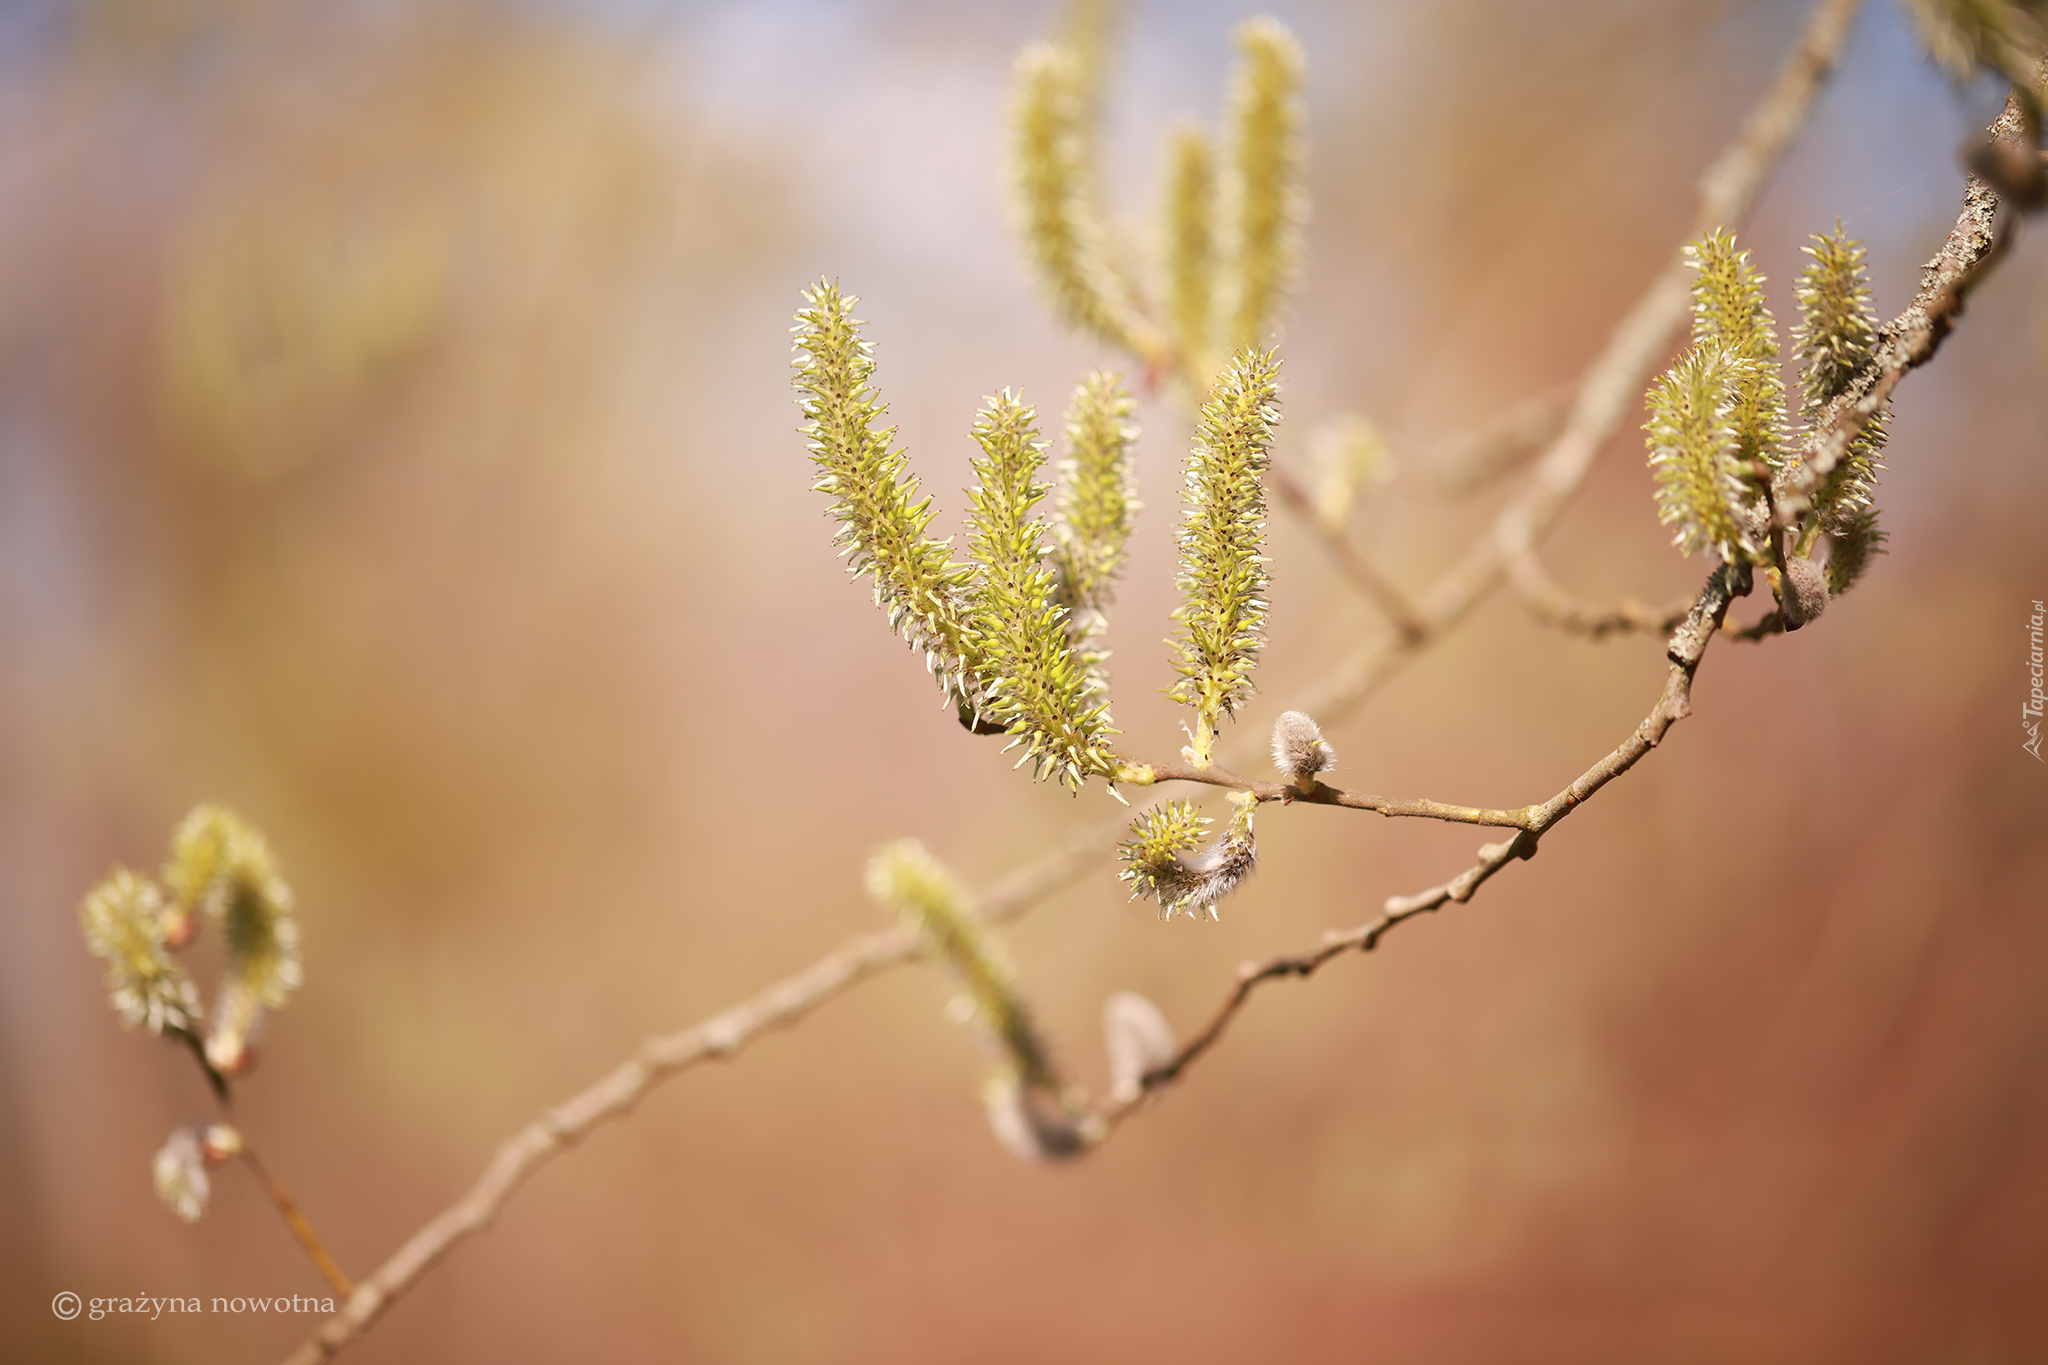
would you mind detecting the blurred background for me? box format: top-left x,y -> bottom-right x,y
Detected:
3,0 -> 2046,1361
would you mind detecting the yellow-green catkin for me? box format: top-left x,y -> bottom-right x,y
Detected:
1050,370 -> 1139,701
793,282 -> 979,709
1221,18 -> 1306,357
866,840 -> 1058,1092
162,805 -> 301,1073
1644,345 -> 1757,564
1791,223 -> 1888,542
1163,120 -> 1218,382
1168,347 -> 1282,761
1012,43 -> 1163,364
962,390 -> 1117,788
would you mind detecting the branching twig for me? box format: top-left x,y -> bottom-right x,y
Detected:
1488,0 -> 1865,646
1383,561 -> 1748,916
280,6 -> 1863,1360
1127,756 -> 1529,828
1775,81 -> 2034,526
1109,561 -> 1748,1122
1116,66 -> 2029,1116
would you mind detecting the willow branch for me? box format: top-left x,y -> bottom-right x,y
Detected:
1384,561 -> 1747,915
1125,756 -> 1528,827
1118,60 -> 2028,1118
278,813 -> 1124,1365
1775,80 -> 2034,526
1427,385 -> 1572,495
281,8 -> 1859,1360
1106,563 -> 1747,1124
1489,0 -> 1864,641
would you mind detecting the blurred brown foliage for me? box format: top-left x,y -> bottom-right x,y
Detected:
3,1 -> 2046,1362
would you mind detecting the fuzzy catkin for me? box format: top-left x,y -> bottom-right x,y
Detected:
1270,710 -> 1335,784
1781,555 -> 1830,629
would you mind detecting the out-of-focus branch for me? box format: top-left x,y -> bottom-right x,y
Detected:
1292,0 -> 1862,736
1504,547 -> 1695,639
1427,385 -> 1572,495
1266,461 -> 1427,640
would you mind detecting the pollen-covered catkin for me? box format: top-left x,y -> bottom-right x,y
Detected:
1270,710 -> 1334,787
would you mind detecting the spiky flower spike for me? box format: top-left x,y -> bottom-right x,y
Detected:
164,804 -> 301,1074
1168,346 -> 1283,764
1011,43 -> 1163,365
1118,793 -> 1260,920
1792,223 -> 1889,535
793,282 -> 979,710
79,869 -> 201,1036
1118,800 -> 1212,909
1049,370 -> 1139,700
1645,345 -> 1759,564
963,390 -> 1117,787
1163,120 -> 1218,381
1270,710 -> 1336,791
1825,506 -> 1888,597
1222,17 -> 1307,357
1684,230 -> 1786,481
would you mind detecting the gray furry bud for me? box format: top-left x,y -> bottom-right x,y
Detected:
1270,710 -> 1335,787
1781,555 -> 1829,630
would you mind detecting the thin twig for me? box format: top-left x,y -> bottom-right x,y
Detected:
1128,756 -> 1529,828
1382,562 -> 1748,916
241,1148 -> 354,1297
279,8 -> 1861,1360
